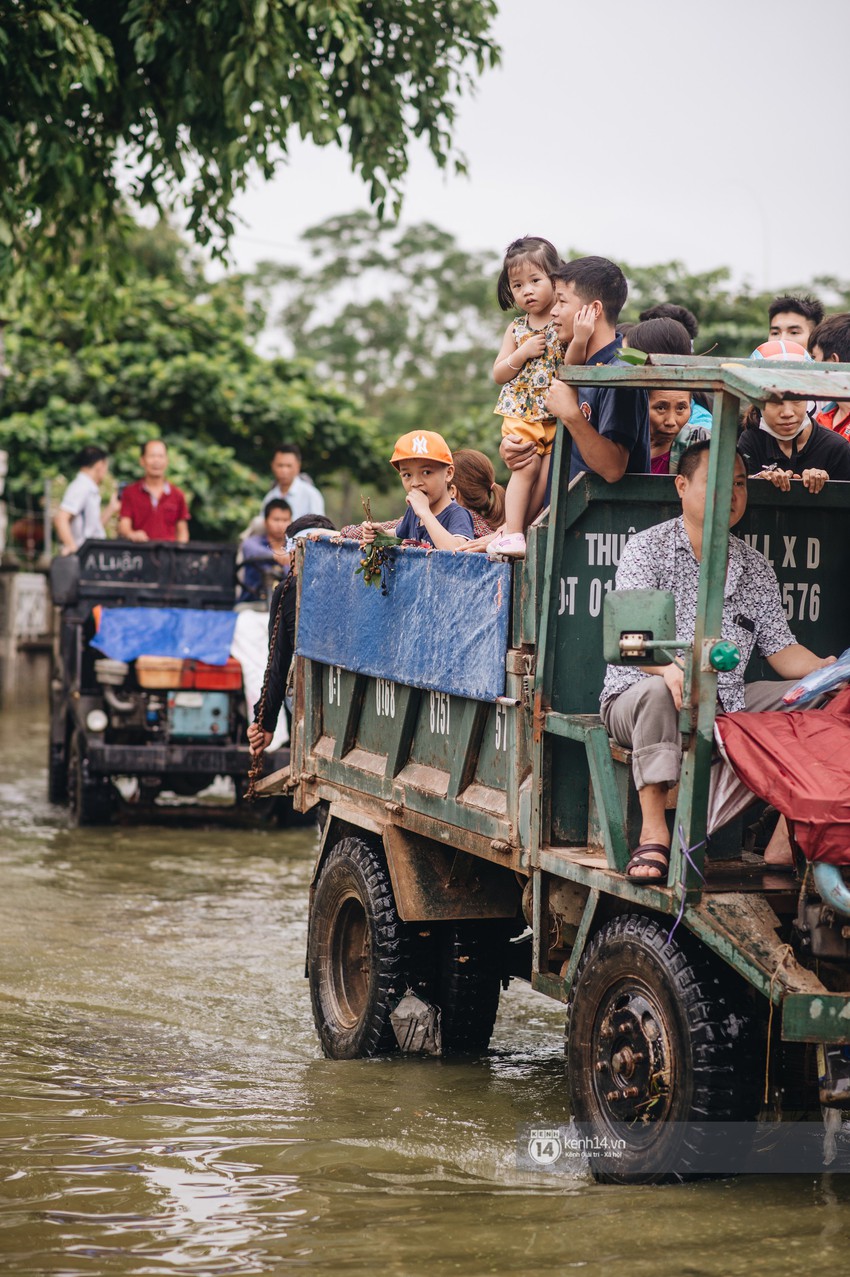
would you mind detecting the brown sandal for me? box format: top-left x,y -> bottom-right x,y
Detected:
626,843 -> 670,882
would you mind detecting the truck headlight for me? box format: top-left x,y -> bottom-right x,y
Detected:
86,709 -> 108,733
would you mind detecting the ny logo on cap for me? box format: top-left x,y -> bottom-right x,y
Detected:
412,435 -> 429,455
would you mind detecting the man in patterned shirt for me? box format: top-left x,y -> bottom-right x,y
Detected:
600,439 -> 834,881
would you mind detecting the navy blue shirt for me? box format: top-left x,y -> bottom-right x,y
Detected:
567,337 -> 650,481
395,500 -> 474,546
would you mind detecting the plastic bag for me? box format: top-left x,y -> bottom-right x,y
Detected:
782,646 -> 850,707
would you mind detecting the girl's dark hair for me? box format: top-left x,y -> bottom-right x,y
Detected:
497,237 -> 562,311
451,449 -> 506,527
288,514 -> 335,537
625,317 -> 691,356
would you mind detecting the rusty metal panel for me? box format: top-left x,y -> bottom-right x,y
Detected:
557,360 -> 850,404
383,824 -> 520,920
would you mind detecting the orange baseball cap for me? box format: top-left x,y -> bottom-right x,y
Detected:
390,430 -> 454,470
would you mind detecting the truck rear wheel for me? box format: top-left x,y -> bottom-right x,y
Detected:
48,740 -> 68,805
48,699 -> 69,804
565,913 -> 761,1184
308,837 -> 406,1059
437,922 -> 506,1053
68,732 -> 115,827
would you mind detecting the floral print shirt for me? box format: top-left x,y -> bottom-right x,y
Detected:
494,315 -> 563,424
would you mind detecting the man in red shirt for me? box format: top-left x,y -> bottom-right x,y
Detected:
118,440 -> 190,542
810,313 -> 850,442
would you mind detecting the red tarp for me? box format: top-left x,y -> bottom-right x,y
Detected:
715,687 -> 850,865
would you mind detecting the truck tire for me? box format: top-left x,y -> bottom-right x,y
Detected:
565,913 -> 761,1184
437,922 -> 507,1053
48,696 -> 70,804
48,740 -> 68,805
308,837 -> 407,1059
68,732 -> 115,827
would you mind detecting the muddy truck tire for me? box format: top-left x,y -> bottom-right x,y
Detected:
565,912 -> 762,1184
308,837 -> 407,1059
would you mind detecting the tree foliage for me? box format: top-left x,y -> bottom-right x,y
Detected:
620,261 -> 850,358
0,222 -> 376,540
0,0 -> 499,283
255,211 -> 505,468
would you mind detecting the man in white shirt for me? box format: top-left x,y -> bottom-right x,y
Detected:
54,446 -> 116,554
261,444 -> 325,521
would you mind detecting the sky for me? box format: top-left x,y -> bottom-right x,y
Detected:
222,0 -> 849,294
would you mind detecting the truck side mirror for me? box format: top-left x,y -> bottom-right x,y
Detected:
603,589 -> 676,665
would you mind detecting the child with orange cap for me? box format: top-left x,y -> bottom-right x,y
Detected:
363,431 -> 474,550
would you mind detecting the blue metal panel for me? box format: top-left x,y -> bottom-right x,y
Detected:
92,607 -> 237,665
296,541 -> 511,701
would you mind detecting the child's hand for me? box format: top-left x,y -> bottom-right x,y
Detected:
572,305 -> 597,345
519,330 -> 546,361
362,522 -> 377,544
802,468 -> 829,493
405,488 -> 431,519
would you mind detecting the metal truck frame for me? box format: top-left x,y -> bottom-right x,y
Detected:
260,357 -> 850,1179
48,538 -> 288,824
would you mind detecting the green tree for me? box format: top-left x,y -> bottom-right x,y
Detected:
0,1 -> 499,283
255,211 -> 506,475
0,222 -> 378,542
620,260 -> 850,356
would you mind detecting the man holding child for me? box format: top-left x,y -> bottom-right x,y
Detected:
501,255 -> 649,495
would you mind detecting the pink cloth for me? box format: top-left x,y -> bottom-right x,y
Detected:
714,687 -> 850,864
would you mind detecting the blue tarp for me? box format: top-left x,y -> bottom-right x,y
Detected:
296,541 -> 512,701
91,607 -> 237,665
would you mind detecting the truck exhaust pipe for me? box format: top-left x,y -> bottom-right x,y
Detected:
103,686 -> 136,715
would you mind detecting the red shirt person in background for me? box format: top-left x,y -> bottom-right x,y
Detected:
118,440 -> 190,542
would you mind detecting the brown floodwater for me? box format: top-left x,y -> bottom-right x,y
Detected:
1,699 -> 849,1275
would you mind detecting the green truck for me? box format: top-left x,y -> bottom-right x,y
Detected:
259,357 -> 850,1179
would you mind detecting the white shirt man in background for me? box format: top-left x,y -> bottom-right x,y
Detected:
261,444 -> 325,521
54,445 -> 117,554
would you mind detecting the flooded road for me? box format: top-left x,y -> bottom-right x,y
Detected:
2,701 -> 849,1275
